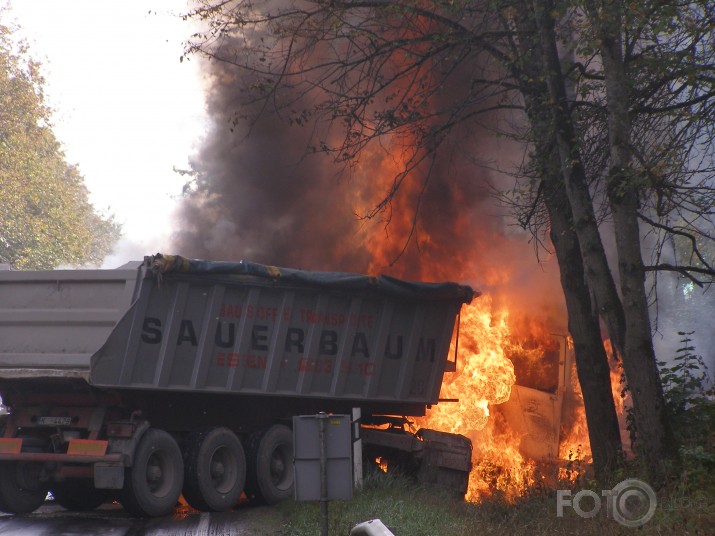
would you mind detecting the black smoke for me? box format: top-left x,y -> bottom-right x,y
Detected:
171,52 -> 508,279
172,60 -> 372,271
170,32 -> 567,333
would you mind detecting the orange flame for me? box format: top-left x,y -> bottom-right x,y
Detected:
417,296 -> 515,436
557,355 -> 592,482
353,122 -> 603,502
414,299 -> 602,501
414,296 -> 550,502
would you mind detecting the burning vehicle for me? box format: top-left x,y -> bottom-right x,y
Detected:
414,296 -> 589,501
0,254 -> 475,516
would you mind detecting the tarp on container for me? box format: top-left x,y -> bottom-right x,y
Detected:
148,254 -> 476,303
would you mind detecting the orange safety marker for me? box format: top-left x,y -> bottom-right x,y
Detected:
67,439 -> 108,456
0,438 -> 23,454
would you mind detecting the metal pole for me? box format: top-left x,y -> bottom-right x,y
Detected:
318,412 -> 329,536
352,407 -> 363,490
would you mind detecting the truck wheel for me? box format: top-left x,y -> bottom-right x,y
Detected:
0,461 -> 47,514
182,427 -> 246,512
121,428 -> 183,517
51,479 -> 109,511
245,424 -> 294,505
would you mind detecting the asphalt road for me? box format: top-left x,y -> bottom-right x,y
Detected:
0,501 -> 285,535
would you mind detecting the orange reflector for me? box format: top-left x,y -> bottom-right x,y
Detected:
67,439 -> 108,456
0,438 -> 22,454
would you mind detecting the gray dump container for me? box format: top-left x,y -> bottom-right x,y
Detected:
1,255 -> 474,406
0,262 -> 141,380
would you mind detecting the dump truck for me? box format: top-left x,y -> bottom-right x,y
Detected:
0,254 -> 475,517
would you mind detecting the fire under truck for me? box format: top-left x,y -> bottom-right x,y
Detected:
0,254 -> 474,517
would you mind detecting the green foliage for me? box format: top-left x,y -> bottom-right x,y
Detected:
659,332 -> 713,441
659,332 -> 715,492
0,13 -> 120,269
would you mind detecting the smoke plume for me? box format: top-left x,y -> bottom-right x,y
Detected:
170,36 -> 567,333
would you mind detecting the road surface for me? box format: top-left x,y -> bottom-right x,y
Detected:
0,500 -> 285,535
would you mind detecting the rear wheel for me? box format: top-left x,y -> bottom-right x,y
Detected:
52,479 -> 109,511
182,427 -> 246,512
245,424 -> 294,505
121,428 -> 183,517
0,461 -> 47,514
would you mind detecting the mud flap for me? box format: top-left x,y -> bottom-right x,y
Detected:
94,462 -> 124,489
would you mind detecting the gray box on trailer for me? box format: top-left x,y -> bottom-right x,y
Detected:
0,263 -> 141,380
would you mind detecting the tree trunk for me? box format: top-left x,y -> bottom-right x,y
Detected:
585,0 -> 678,481
542,172 -> 623,474
515,2 -> 623,474
531,0 -> 627,361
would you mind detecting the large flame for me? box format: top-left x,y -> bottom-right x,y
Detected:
415,297 -> 581,502
415,296 -> 523,502
349,133 -> 596,502
417,296 -> 515,434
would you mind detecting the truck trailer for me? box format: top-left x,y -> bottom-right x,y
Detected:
0,254 -> 475,517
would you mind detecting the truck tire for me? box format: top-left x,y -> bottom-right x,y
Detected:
51,479 -> 110,511
182,427 -> 246,512
0,461 -> 47,514
121,428 -> 183,517
245,424 -> 294,505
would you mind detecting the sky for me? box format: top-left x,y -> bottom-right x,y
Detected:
8,0 -> 205,267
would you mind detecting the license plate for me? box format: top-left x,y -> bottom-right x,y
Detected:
37,416 -> 72,426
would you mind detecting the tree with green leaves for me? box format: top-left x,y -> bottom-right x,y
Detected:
0,17 -> 120,269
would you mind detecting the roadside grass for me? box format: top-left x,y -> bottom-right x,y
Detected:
277,468 -> 715,536
279,344 -> 715,535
